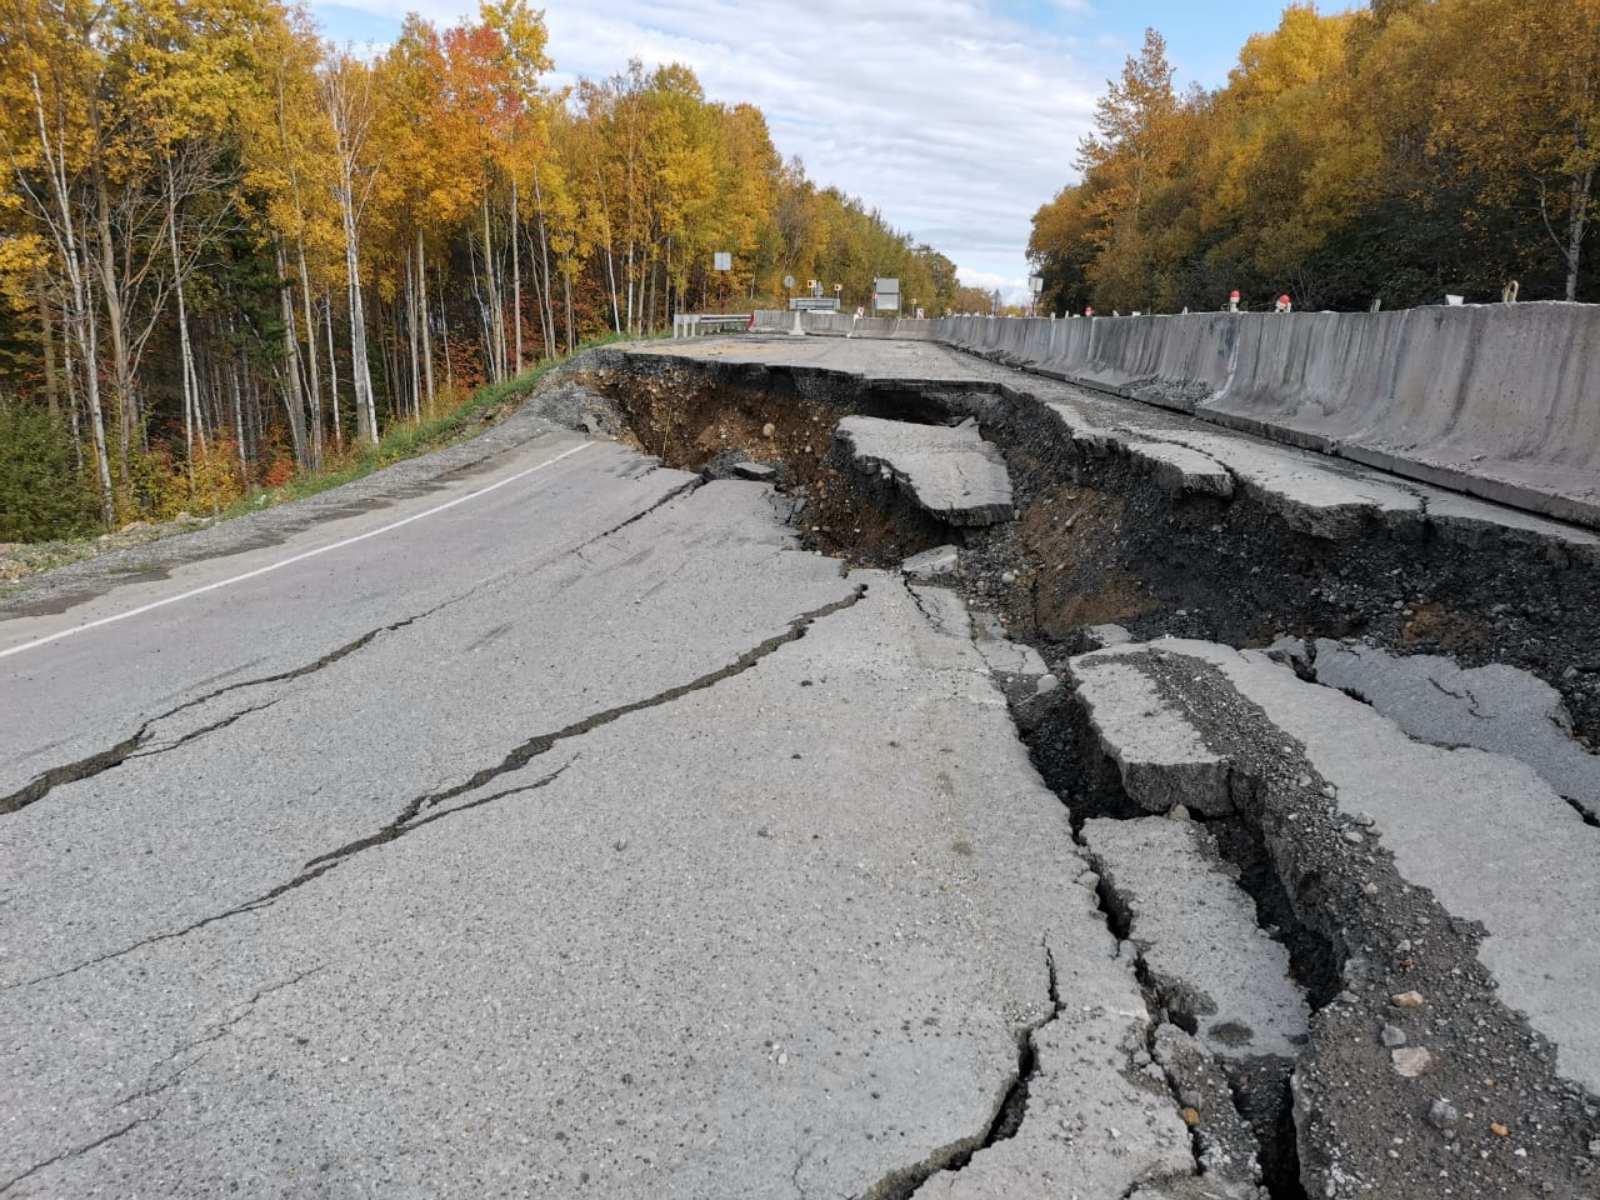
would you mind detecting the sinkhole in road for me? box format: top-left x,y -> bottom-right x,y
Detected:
572,347 -> 1600,1199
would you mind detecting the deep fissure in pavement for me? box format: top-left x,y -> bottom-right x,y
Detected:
575,349 -> 1600,1197
583,347 -> 1600,746
859,946 -> 1062,1200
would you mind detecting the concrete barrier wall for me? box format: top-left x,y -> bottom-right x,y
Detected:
740,303 -> 1598,525
900,304 -> 1598,528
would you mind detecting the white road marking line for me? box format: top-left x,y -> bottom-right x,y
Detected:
0,440 -> 594,662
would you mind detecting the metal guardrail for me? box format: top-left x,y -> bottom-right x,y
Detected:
672,313 -> 752,338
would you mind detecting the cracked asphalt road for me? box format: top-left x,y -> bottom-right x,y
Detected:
0,427 -> 1173,1197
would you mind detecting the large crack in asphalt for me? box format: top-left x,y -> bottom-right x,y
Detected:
5,477 -> 729,821
0,595 -> 468,817
335,583 -> 867,839
855,944 -> 1064,1200
5,586 -> 868,994
570,475 -> 705,563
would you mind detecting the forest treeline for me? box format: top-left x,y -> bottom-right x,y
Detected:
0,0 -> 961,539
1030,0 -> 1600,317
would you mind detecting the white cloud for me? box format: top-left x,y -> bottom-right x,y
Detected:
955,267 -> 1027,291
319,0 -> 1105,302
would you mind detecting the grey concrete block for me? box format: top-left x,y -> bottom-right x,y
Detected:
1068,654 -> 1233,815
1312,640 -> 1600,822
835,416 -> 1014,527
903,544 -> 960,580
1083,817 -> 1310,1061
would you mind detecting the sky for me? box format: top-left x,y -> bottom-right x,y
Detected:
310,1 -> 1337,301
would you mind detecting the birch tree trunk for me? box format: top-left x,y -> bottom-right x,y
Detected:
417,231 -> 435,412
564,274 -> 575,354
481,190 -> 505,383
532,170 -> 557,356
90,100 -> 136,468
326,69 -> 378,445
325,293 -> 342,451
165,157 -> 203,479
296,243 -> 323,469
275,241 -> 309,466
1567,163 -> 1594,302
511,175 -> 523,375
405,251 -> 421,421
27,74 -> 113,525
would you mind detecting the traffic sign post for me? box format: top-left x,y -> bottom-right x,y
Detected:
873,277 -> 900,314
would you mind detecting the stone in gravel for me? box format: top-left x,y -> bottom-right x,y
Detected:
1342,829 -> 1366,844
1085,623 -> 1133,648
1491,1122 -> 1510,1137
1392,1047 -> 1434,1077
1428,1098 -> 1459,1128
1264,635 -> 1309,671
902,544 -> 960,581
1035,673 -> 1059,696
732,461 -> 776,481
1392,991 -> 1425,1008
1380,1024 -> 1408,1048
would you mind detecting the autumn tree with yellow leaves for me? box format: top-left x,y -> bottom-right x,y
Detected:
1031,1 -> 1600,315
0,0 -> 958,537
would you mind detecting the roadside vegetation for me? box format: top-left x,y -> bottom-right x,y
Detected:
1032,1 -> 1600,313
0,0 -> 960,544
0,334 -> 629,587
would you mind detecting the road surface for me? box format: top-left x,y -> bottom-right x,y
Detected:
1,422 -> 1176,1197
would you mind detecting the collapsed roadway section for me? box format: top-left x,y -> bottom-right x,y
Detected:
535,325 -> 1600,1199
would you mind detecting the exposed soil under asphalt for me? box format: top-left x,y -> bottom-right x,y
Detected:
573,346 -> 1600,747
560,342 -> 1600,1200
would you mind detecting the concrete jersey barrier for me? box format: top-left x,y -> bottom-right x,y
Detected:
745,303 -> 1599,529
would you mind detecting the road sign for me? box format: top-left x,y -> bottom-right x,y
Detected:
713,251 -> 731,271
789,297 -> 840,312
874,277 -> 900,313
783,274 -> 796,290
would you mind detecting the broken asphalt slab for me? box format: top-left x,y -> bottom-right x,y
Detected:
835,415 -> 1014,527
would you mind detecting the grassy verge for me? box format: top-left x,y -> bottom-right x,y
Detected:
0,333 -> 639,593
221,332 -> 633,517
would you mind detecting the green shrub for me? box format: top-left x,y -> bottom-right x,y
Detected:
0,400 -> 100,542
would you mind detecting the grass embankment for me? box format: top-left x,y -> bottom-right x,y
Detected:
0,334 -> 635,592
